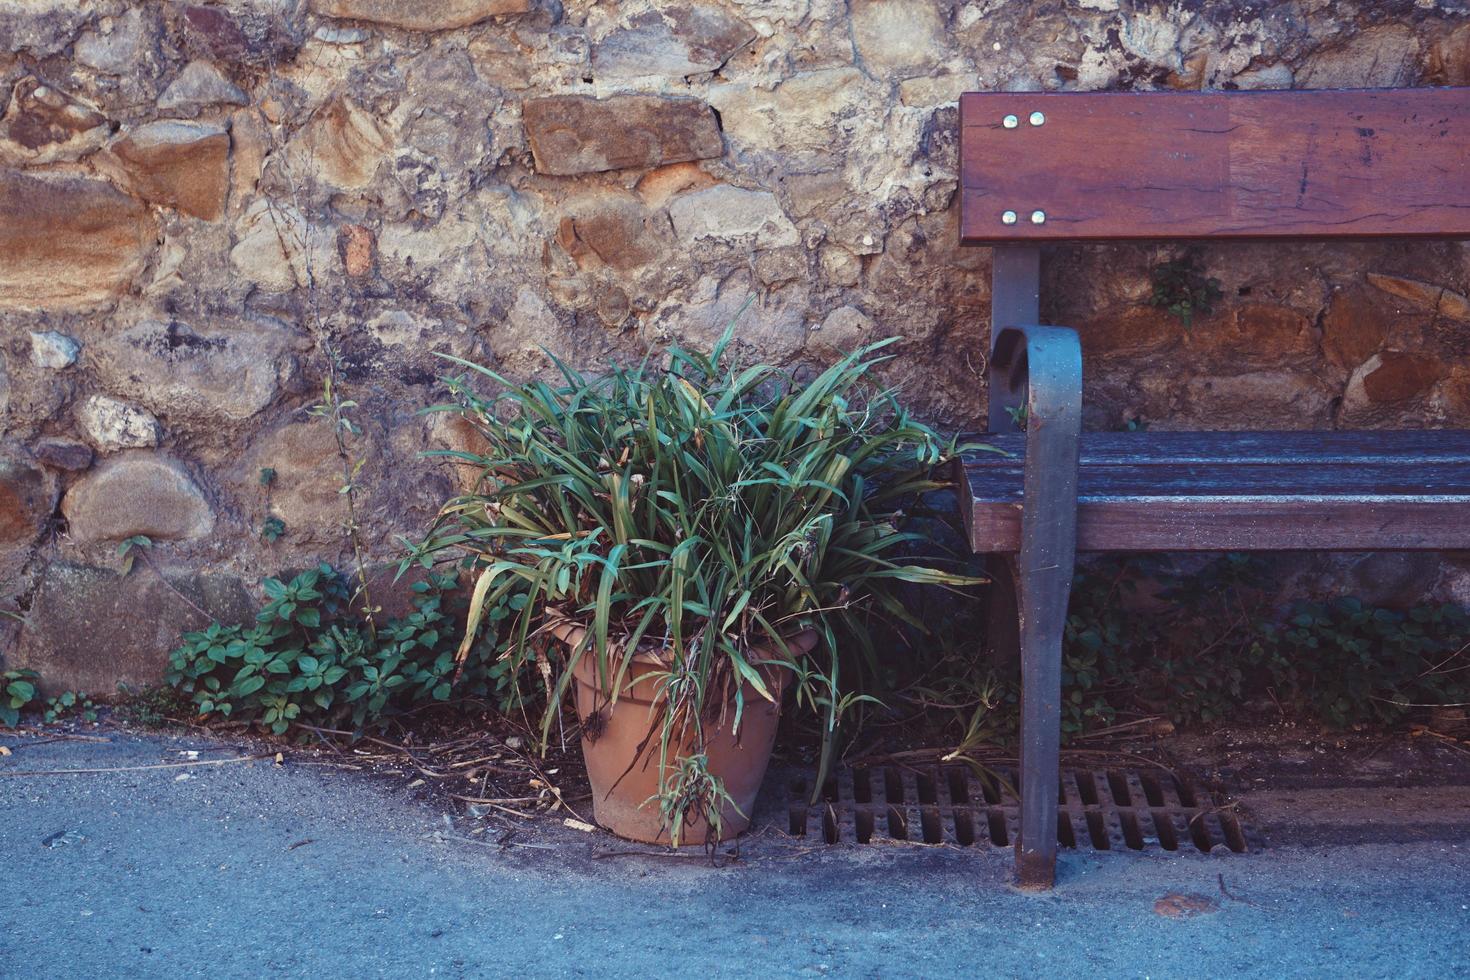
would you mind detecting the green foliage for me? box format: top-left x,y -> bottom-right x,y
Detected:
1149,253 -> 1223,329
43,691 -> 97,724
404,329 -> 979,842
116,535 -> 152,577
166,564 -> 528,736
1267,598 -> 1470,728
916,555 -> 1470,755
2,668 -> 40,728
116,685 -> 191,728
261,517 -> 286,542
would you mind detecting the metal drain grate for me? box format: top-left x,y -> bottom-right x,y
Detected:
784,765 -> 1254,854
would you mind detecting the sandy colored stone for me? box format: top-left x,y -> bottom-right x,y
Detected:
294,96 -> 391,189
78,395 -> 160,452
1427,22 -> 1470,86
819,246 -> 861,287
0,169 -> 156,310
0,454 -> 53,546
230,199 -> 333,292
1322,286 -> 1391,369
593,7 -> 755,78
92,319 -> 299,424
1367,273 -> 1470,321
851,0 -> 948,78
709,68 -> 877,155
309,0 -> 531,32
228,108 -> 268,209
1204,304 -> 1317,365
523,96 -> 723,176
158,60 -> 248,112
1360,352 -> 1447,404
899,72 -> 981,108
106,120 -> 230,220
668,185 -> 798,248
1297,26 -> 1419,89
809,305 -> 878,357
62,454 -> 214,544
339,223 -> 376,277
1182,371 -> 1336,428
556,194 -> 669,272
246,421 -> 347,541
13,561 -> 252,696
73,6 -> 155,74
0,76 -> 109,165
1079,307 -> 1183,360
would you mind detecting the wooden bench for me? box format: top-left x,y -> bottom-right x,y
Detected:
955,88 -> 1470,889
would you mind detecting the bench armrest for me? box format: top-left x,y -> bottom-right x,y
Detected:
988,325 -> 1083,440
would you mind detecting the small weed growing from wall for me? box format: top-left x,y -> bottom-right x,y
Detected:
1149,253 -> 1223,328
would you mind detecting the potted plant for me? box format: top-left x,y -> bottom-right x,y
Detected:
404,329 -> 975,845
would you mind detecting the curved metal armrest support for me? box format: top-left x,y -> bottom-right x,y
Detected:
987,325 -> 1082,438
986,325 -> 1083,889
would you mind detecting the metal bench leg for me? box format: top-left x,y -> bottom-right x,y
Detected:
989,326 -> 1082,889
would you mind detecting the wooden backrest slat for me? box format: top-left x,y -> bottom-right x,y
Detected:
959,89 -> 1470,244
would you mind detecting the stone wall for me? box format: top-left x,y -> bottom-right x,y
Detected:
2,0 -> 1469,693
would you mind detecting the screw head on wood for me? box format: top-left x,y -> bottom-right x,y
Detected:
1003,114 -> 1019,129
1030,210 -> 1046,224
1029,111 -> 1045,126
1001,210 -> 1018,225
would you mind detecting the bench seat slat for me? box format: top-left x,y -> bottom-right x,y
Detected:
958,430 -> 1470,552
968,430 -> 1470,466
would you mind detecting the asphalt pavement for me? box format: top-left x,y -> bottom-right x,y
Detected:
2,730 -> 1468,978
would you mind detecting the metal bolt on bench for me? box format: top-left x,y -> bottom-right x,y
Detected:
956,87 -> 1470,889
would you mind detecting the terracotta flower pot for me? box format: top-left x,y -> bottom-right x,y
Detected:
551,618 -> 817,845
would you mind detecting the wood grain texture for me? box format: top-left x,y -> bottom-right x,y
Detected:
959,89 -> 1470,243
957,430 -> 1470,552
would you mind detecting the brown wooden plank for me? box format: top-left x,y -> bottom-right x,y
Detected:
967,430 -> 1470,466
955,429 -> 1470,552
964,462 -> 1470,499
961,496 -> 1470,553
958,89 -> 1470,243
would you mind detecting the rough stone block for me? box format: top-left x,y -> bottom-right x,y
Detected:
29,331 -> 80,370
12,562 -> 254,696
293,96 -> 391,189
62,454 -> 214,545
92,318 -> 299,424
0,169 -> 156,310
0,76 -> 109,166
523,96 -> 722,176
0,454 -> 54,547
309,0 -> 531,32
105,120 -> 230,221
668,185 -> 798,248
592,8 -> 755,79
78,395 -> 160,452
158,60 -> 248,113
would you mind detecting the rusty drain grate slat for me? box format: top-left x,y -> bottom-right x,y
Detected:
783,765 -> 1255,855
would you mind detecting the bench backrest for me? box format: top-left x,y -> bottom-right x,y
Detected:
959,89 -> 1470,244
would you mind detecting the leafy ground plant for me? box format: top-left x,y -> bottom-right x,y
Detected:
2,668 -> 40,727
166,564 -> 527,736
902,555 -> 1470,762
403,329 -> 979,842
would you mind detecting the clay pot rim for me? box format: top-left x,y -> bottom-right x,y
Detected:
543,607 -> 819,669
